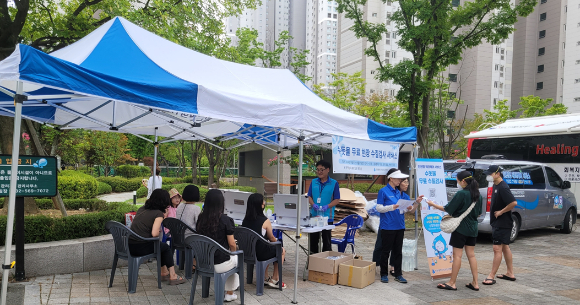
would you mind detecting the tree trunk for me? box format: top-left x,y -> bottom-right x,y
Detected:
190,141 -> 198,185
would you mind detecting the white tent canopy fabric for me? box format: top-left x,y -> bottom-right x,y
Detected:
0,16 -> 417,304
466,113 -> 580,139
0,17 -> 416,145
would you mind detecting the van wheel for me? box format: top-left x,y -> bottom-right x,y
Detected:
560,209 -> 576,234
509,215 -> 520,243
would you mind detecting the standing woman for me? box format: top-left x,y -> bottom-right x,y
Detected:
143,167 -> 162,199
377,169 -> 423,284
196,189 -> 239,302
129,189 -> 186,285
242,193 -> 287,289
427,170 -> 482,291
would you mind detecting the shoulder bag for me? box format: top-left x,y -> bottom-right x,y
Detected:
440,201 -> 477,234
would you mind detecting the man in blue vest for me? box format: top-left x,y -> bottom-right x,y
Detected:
307,160 -> 340,253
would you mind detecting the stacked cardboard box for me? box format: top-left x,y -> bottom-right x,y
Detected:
308,251 -> 354,285
338,260 -> 376,289
332,188 -> 368,238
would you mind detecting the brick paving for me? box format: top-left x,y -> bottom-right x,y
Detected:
17,225 -> 580,304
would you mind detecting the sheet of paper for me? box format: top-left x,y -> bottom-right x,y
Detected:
396,199 -> 415,214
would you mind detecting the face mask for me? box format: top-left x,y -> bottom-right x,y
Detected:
456,182 -> 463,189
486,175 -> 494,182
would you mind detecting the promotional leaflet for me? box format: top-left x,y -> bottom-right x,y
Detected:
416,158 -> 453,279
331,136 -> 399,175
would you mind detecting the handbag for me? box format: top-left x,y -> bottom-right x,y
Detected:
439,201 -> 477,234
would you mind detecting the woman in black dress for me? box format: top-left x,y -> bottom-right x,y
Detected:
242,193 -> 286,289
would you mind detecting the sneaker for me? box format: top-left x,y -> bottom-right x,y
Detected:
224,293 -> 238,302
394,275 -> 408,283
380,275 -> 389,283
267,278 -> 287,289
264,276 -> 271,286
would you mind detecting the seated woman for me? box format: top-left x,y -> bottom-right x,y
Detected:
242,193 -> 287,289
196,189 -> 239,302
174,185 -> 201,236
129,189 -> 186,285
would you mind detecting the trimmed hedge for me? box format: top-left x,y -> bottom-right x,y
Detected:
0,202 -> 138,245
137,184 -> 257,202
96,177 -> 142,192
97,182 -> 112,195
35,199 -> 108,211
116,165 -> 151,178
58,170 -> 98,199
338,183 -> 386,194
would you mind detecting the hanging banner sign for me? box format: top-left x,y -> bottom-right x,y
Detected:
416,158 -> 453,279
331,136 -> 399,175
0,155 -> 58,197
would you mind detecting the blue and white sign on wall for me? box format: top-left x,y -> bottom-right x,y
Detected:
331,136 -> 399,175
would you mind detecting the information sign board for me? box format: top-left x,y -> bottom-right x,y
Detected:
0,155 -> 58,197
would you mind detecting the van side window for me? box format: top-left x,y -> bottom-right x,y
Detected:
501,165 -> 525,189
545,167 -> 563,188
526,166 -> 546,189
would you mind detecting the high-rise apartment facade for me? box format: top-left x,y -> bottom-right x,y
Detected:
225,0 -> 294,68
511,0 -> 567,110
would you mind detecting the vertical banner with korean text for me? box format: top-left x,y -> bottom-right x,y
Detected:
331,136 -> 399,175
416,158 -> 453,279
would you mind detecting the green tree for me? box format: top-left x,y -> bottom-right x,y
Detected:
428,73 -> 467,159
126,134 -> 154,162
86,131 -> 131,176
518,95 -> 568,118
56,129 -> 90,168
312,71 -> 366,111
337,0 -> 537,155
354,93 -> 411,127
482,99 -> 517,125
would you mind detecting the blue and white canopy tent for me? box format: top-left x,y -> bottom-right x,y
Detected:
0,17 -> 416,303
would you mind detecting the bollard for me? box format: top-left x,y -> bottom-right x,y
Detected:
133,191 -> 137,205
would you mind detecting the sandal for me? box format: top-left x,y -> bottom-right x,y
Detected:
169,276 -> 187,285
465,283 -> 479,291
482,278 -> 496,285
437,283 -> 457,290
160,274 -> 170,281
267,278 -> 287,289
497,274 -> 516,281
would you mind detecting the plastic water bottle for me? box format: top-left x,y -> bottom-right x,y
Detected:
266,209 -> 273,221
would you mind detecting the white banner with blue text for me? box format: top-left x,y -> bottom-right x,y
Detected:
331,136 -> 399,175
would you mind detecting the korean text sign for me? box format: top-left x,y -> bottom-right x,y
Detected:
331,136 -> 399,175
0,155 -> 58,197
417,158 -> 452,279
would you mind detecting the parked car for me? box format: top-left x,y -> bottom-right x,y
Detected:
443,159 -> 577,242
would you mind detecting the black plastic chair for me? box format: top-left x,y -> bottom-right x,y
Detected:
105,220 -> 162,293
162,218 -> 197,279
234,226 -> 283,296
184,234 -> 244,305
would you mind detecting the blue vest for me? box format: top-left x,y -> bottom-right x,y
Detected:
378,184 -> 406,230
309,178 -> 338,220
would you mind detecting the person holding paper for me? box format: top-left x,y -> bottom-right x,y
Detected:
307,160 -> 340,254
427,170 -> 482,291
377,169 -> 423,284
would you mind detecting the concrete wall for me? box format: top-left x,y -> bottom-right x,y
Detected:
0,235 -> 126,279
238,143 -> 291,194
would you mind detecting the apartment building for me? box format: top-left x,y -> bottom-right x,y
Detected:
304,0 -> 340,87
511,0 -> 567,111
562,1 -> 580,113
225,0 -> 294,69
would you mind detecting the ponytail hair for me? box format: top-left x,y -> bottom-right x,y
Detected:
457,170 -> 479,202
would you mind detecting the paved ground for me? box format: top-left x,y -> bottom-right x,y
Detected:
97,192 -> 135,203
11,225 -> 580,304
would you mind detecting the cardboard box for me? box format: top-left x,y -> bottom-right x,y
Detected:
308,270 -> 338,285
338,260 -> 376,289
308,251 -> 354,274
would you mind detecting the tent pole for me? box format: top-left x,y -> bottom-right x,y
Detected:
277,149 -> 280,194
292,131 -> 304,304
1,82 -> 24,305
152,127 -> 158,190
413,144 -> 419,270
